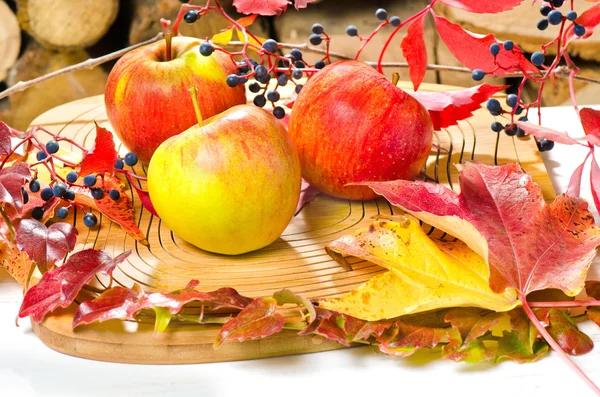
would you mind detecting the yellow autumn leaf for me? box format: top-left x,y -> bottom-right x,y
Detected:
235,29 -> 267,48
212,28 -> 233,45
318,217 -> 519,321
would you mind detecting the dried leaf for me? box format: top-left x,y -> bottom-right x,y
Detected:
438,0 -> 525,13
318,218 -> 517,321
78,123 -> 118,176
15,220 -> 78,272
232,0 -> 289,16
401,14 -> 427,91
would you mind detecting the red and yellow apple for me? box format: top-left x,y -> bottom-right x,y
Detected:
105,36 -> 246,164
289,60 -> 433,200
147,105 -> 301,255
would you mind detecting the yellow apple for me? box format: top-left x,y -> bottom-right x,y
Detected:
147,105 -> 301,255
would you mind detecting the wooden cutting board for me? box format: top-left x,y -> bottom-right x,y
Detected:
28,82 -> 555,364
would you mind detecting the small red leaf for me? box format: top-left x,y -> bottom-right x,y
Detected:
72,285 -> 144,328
0,121 -> 13,156
236,14 -> 258,27
567,154 -> 590,197
215,297 -> 284,347
295,179 -> 320,216
565,4 -> 600,43
293,0 -> 317,10
409,84 -> 507,130
580,107 -> 600,141
15,220 -> 78,272
126,173 -> 158,217
514,122 -> 582,145
401,14 -> 427,91
439,0 -> 525,14
232,0 -> 289,16
432,12 -> 538,76
19,249 -> 132,322
0,163 -> 32,212
78,123 -> 118,176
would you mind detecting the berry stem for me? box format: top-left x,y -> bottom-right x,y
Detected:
189,85 -> 204,126
354,21 -> 389,61
528,300 -> 600,308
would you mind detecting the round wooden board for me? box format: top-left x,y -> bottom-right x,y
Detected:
28,83 -> 555,364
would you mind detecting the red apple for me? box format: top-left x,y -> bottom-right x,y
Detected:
288,60 -> 433,200
105,36 -> 246,163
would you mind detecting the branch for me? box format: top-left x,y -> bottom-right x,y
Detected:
0,33 -> 165,101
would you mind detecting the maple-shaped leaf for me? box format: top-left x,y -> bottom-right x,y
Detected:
15,220 -> 78,273
19,249 -> 131,322
78,123 -> 118,176
565,4 -> 600,42
432,11 -> 538,76
70,175 -> 148,245
318,218 -> 517,321
438,0 -> 525,13
401,14 -> 427,91
214,297 -> 285,347
232,0 -> 289,16
360,162 -> 600,297
535,309 -> 593,356
72,285 -> 144,328
409,84 -> 507,130
0,121 -> 12,156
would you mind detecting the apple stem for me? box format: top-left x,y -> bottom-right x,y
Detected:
165,33 -> 173,62
189,85 -> 204,126
392,72 -> 400,86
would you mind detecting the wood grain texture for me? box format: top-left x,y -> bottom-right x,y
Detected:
27,81 -> 555,364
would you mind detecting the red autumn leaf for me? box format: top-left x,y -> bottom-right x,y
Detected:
0,163 -> 32,212
0,121 -> 12,156
11,196 -> 60,224
125,173 -> 158,217
215,297 -> 285,347
409,84 -> 507,130
567,156 -> 588,197
78,123 -> 118,176
535,309 -> 593,356
580,107 -> 600,141
143,284 -> 253,314
565,4 -> 600,43
72,285 -> 144,328
401,14 -> 427,91
438,0 -> 525,13
590,155 -> 600,214
70,175 -> 148,245
514,122 -> 582,145
432,12 -> 538,76
293,0 -> 317,10
295,179 -> 320,216
18,249 -> 132,322
378,322 -> 448,357
360,162 -> 600,297
232,0 -> 289,16
15,219 -> 78,272
236,14 -> 258,27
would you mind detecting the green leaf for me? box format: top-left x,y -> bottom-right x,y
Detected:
153,307 -> 172,333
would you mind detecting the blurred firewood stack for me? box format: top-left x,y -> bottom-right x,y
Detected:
0,0 -> 599,131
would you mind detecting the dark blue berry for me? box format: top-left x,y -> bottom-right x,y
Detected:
31,207 -> 44,220
518,116 -> 529,122
184,10 -> 199,23
390,16 -> 401,27
505,124 -> 518,136
552,0 -> 564,7
294,61 -> 305,69
574,24 -> 586,37
295,84 -> 303,94
249,82 -> 261,93
83,174 -> 96,187
346,25 -> 358,37
491,122 -> 504,133
255,65 -> 268,78
292,70 -> 303,80
199,42 -> 214,56
267,90 -> 280,102
277,74 -> 288,86
375,8 -> 388,21
36,150 -> 47,161
262,39 -> 278,53
540,5 -> 551,16
566,11 -> 577,21
63,189 -> 75,201
312,23 -> 324,35
53,183 -> 67,197
309,33 -> 322,46
56,207 -> 68,219
537,138 -> 555,151
506,94 -> 519,108
29,180 -> 40,193
471,69 -> 485,81
91,188 -> 104,200
504,40 -> 514,51
315,60 -> 326,69
548,10 -> 563,25
66,171 -> 78,183
22,188 -> 29,204
253,95 -> 266,107
238,75 -> 248,84
83,213 -> 98,227
290,48 -> 303,61
515,106 -> 524,115
114,158 -> 124,169
109,189 -> 120,201
124,152 -> 138,166
531,51 -> 545,66
45,140 -> 59,154
487,99 -> 502,116
40,187 -> 53,201
256,73 -> 271,84
489,43 -> 500,56
226,74 -> 240,88
273,107 -> 285,120
537,18 -> 549,31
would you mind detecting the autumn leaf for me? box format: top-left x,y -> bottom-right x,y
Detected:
236,14 -> 258,27
273,288 -> 316,323
232,0 -> 289,16
535,309 -> 593,356
361,162 -> 600,297
317,218 -> 518,321
293,0 -> 317,10
72,285 -> 144,328
78,123 -> 118,176
15,220 -> 78,273
295,179 -> 320,216
401,14 -> 427,91
581,107 -> 600,141
212,28 -> 234,45
0,236 -> 35,288
18,249 -> 131,322
514,122 -> 582,145
0,121 -> 12,156
0,163 -> 32,212
214,297 -> 285,348
432,11 -> 538,76
378,322 -> 449,357
126,173 -> 158,217
565,3 -> 600,42
409,84 -> 507,130
443,310 -> 503,363
438,0 -> 525,13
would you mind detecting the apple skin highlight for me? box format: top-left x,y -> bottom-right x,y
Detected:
289,60 -> 434,201
105,36 -> 246,164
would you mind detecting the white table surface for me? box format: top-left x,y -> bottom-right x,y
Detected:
1,106 -> 599,397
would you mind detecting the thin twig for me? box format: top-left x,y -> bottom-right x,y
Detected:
0,33 -> 164,101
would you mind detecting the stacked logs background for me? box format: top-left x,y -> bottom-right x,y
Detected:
0,0 -> 599,131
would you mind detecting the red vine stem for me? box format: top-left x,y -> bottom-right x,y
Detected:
528,300 -> 600,308
355,21 -> 389,61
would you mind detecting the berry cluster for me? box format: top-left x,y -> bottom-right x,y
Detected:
537,1 -> 585,38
